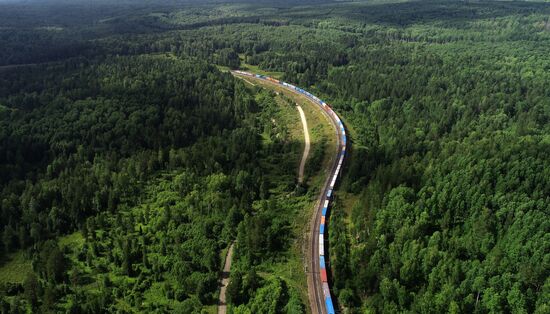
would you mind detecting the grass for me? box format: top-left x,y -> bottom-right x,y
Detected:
0,250 -> 32,284
238,54 -> 285,79
215,64 -> 231,73
59,231 -> 85,249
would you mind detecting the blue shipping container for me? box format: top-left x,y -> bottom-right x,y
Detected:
320,224 -> 325,234
325,297 -> 336,314
320,256 -> 326,269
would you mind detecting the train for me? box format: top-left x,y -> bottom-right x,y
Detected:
234,70 -> 346,314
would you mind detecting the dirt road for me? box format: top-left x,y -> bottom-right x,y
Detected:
218,243 -> 234,314
297,104 -> 310,184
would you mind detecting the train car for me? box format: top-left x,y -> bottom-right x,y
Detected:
322,200 -> 329,216
325,297 -> 336,314
322,283 -> 330,298
326,189 -> 333,199
321,268 -> 328,282
330,175 -> 337,188
236,70 -> 254,77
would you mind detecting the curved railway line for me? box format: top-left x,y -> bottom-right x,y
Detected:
232,71 -> 346,314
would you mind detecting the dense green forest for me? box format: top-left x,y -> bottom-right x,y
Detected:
0,52 -> 314,312
1,0 -> 549,313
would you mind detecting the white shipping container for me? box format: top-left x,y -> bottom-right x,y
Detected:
323,283 -> 331,298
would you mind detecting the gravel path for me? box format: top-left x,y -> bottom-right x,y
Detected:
218,243 -> 234,314
297,104 -> 310,184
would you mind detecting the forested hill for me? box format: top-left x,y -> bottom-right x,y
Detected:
0,49 -> 311,312
0,55 -> 270,312
0,56 -> 242,191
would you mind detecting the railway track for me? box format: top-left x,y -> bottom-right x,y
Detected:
232,70 -> 346,314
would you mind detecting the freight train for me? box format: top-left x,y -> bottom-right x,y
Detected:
234,70 -> 346,314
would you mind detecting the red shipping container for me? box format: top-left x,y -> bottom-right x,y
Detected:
321,269 -> 328,282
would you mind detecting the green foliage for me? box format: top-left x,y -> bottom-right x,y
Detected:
22,273 -> 39,309
230,277 -> 304,314
226,268 -> 261,306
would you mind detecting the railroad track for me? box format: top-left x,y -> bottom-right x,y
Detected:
232,70 -> 346,314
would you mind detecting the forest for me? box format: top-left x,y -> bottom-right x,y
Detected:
1,0 -> 549,313
0,50 -> 314,311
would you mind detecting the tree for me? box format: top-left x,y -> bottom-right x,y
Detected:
46,246 -> 67,284
174,295 -> 201,314
227,270 -> 244,305
2,225 -> 15,253
23,273 -> 40,309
